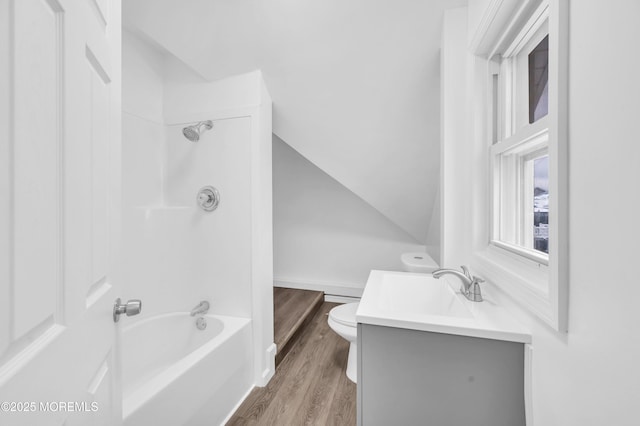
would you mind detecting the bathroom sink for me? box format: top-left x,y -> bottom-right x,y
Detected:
376,273 -> 472,318
356,270 -> 531,343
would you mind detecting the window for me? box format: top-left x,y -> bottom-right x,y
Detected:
490,7 -> 550,263
532,155 -> 549,253
493,132 -> 549,262
469,0 -> 568,331
529,35 -> 549,123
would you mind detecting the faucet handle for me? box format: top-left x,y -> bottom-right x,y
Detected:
467,277 -> 484,302
468,283 -> 483,302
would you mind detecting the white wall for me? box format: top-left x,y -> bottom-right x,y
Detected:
467,0 -> 493,45
440,7 -> 472,269
445,3 -> 640,425
163,70 -> 264,121
122,31 -> 164,123
273,135 -> 426,297
425,187 -> 441,265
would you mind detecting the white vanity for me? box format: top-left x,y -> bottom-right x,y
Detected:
356,270 -> 531,426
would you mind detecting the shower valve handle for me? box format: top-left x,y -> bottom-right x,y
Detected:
113,298 -> 142,323
198,192 -> 213,204
197,186 -> 220,212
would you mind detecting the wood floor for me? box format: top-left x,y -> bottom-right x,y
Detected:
273,287 -> 324,366
227,302 -> 357,426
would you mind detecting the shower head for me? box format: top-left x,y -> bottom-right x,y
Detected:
182,120 -> 213,142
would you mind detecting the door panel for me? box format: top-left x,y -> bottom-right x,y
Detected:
87,43 -> 111,301
12,0 -> 62,341
0,0 -> 122,424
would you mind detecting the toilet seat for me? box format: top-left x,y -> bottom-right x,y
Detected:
329,302 -> 358,328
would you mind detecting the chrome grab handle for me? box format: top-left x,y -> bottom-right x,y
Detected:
113,298 -> 142,322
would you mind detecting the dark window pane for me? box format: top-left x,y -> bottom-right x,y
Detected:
528,35 -> 549,123
533,156 -> 549,253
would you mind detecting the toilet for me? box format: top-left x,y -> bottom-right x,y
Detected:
327,302 -> 359,382
328,252 -> 438,383
401,252 -> 439,273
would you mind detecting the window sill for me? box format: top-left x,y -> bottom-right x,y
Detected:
491,240 -> 548,266
472,245 -> 556,328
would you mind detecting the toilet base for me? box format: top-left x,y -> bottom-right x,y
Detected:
327,303 -> 359,383
346,341 -> 357,383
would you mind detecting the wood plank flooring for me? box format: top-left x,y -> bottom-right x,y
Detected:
227,302 -> 357,426
273,287 -> 324,366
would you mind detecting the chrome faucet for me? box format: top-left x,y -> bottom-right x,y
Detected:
190,300 -> 210,316
433,266 -> 484,302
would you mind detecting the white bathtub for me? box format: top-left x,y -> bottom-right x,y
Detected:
122,312 -> 253,426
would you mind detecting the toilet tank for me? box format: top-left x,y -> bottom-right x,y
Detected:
400,252 -> 439,273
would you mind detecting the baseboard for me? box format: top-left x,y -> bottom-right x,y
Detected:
257,343 -> 277,387
324,294 -> 361,304
274,277 -> 364,298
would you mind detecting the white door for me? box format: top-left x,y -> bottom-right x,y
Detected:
0,0 -> 123,425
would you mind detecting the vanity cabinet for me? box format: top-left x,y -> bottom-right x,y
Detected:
357,323 -> 525,426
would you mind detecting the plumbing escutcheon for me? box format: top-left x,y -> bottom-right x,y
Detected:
196,317 -> 207,330
197,186 -> 220,212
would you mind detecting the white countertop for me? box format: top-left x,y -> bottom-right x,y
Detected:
356,270 -> 531,344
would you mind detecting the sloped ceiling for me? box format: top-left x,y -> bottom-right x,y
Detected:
123,0 -> 467,243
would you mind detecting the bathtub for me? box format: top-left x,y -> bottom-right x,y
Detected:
122,312 -> 253,426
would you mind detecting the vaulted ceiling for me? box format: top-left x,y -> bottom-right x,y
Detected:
123,0 -> 467,243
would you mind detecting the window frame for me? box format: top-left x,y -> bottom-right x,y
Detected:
469,0 -> 568,331
491,120 -> 550,263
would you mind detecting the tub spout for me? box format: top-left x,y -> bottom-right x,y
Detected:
190,301 -> 210,316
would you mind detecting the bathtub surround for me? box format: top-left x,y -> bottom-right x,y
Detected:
122,30 -> 274,424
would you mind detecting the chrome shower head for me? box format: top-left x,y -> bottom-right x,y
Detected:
182,120 -> 213,142
182,126 -> 200,142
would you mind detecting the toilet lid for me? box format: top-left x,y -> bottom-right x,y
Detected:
329,302 -> 358,328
